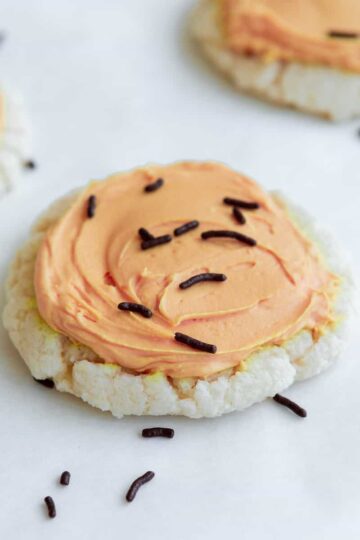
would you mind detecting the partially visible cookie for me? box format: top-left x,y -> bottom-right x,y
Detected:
192,0 -> 360,120
0,85 -> 31,196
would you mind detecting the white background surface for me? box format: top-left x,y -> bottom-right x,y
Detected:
0,1 -> 359,539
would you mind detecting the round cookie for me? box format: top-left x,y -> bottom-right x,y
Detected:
0,85 -> 31,195
192,0 -> 360,120
3,162 -> 352,418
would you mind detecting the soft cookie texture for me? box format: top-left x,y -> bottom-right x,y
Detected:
3,180 -> 352,418
192,0 -> 360,120
0,86 -> 31,196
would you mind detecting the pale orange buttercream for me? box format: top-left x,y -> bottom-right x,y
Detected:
34,162 -> 338,378
221,0 -> 360,72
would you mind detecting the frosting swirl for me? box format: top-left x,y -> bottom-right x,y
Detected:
34,162 -> 338,378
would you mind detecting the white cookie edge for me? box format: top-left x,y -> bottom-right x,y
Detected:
2,185 -> 353,419
191,0 -> 360,121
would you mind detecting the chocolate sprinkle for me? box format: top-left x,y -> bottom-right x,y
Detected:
328,30 -> 359,39
33,377 -> 54,389
174,220 -> 200,236
273,394 -> 307,418
23,159 -> 36,170
44,496 -> 56,518
138,228 -> 154,241
175,332 -> 217,353
201,230 -> 256,246
126,471 -> 155,502
232,207 -> 246,225
142,427 -> 174,439
60,471 -> 71,486
223,197 -> 259,210
87,195 -> 96,218
144,178 -> 164,193
141,235 -> 172,250
118,302 -> 153,318
179,273 -> 227,290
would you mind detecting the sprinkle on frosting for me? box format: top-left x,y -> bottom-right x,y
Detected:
118,302 -> 153,319
201,229 -> 256,246
223,197 -> 259,210
174,220 -> 200,236
175,332 -> 217,353
138,227 -> 154,241
34,162 -> 339,379
179,273 -> 227,290
232,207 -> 246,225
144,178 -> 164,193
328,30 -> 359,39
87,195 -> 96,218
141,234 -> 172,250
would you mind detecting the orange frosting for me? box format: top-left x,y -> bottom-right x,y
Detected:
34,162 -> 338,378
221,0 -> 360,72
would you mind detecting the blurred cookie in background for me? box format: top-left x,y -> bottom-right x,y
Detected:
0,85 -> 32,197
192,0 -> 360,120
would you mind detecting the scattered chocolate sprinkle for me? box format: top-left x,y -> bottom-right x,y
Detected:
44,496 -> 56,518
232,207 -> 246,225
23,159 -> 36,170
142,427 -> 174,439
144,178 -> 164,193
175,332 -> 217,353
118,302 -> 152,318
141,235 -> 172,250
126,471 -> 155,502
174,220 -> 200,237
273,394 -> 307,418
328,30 -> 359,39
138,227 -> 154,241
201,230 -> 256,247
87,195 -> 96,218
223,197 -> 259,210
179,273 -> 227,290
33,377 -> 54,389
60,471 -> 71,486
